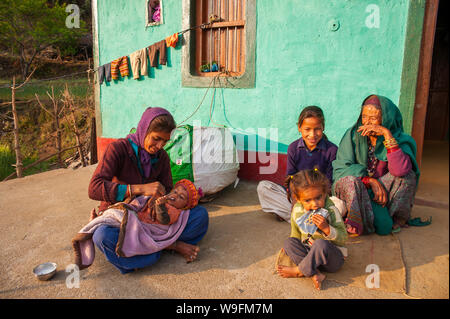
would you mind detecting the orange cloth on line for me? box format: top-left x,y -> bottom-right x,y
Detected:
165,33 -> 179,48
111,56 -> 129,79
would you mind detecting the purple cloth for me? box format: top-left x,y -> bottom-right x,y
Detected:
286,137 -> 338,183
152,5 -> 161,22
363,95 -> 381,107
126,107 -> 172,179
372,148 -> 412,178
72,195 -> 190,269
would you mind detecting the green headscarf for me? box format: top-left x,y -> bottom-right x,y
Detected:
332,95 -> 420,190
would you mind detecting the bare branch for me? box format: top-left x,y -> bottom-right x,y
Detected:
0,113 -> 14,120
0,99 -> 34,107
14,67 -> 37,89
34,93 -> 54,118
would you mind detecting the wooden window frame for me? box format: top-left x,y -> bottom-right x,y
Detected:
182,0 -> 256,88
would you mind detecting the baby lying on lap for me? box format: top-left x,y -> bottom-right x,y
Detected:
137,179 -> 202,225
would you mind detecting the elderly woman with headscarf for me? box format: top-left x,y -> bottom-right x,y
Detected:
332,95 -> 419,236
87,107 -> 209,273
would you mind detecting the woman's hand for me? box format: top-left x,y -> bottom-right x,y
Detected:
312,214 -> 330,236
132,182 -> 166,198
357,124 -> 393,140
368,177 -> 388,207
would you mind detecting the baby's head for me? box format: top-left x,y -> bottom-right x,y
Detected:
285,168 -> 330,212
166,179 -> 202,210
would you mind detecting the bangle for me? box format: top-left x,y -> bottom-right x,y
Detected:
383,137 -> 398,149
127,184 -> 132,197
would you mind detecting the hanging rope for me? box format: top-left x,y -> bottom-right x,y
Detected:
0,69 -> 93,89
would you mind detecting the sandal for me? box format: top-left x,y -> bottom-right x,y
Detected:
408,217 -> 432,227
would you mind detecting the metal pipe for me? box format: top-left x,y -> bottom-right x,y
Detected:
225,0 -> 228,72
210,0 -> 214,69
218,0 -> 221,71
234,0 -> 237,72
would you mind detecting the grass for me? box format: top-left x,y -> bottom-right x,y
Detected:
0,144 -> 55,180
0,77 -> 90,101
0,75 -> 94,181
0,144 -> 15,180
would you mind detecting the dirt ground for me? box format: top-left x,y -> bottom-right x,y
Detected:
0,142 -> 448,299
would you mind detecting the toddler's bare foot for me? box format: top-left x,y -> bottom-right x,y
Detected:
168,241 -> 200,263
345,224 -> 359,236
271,213 -> 286,222
89,208 -> 98,221
276,265 -> 304,278
312,271 -> 326,290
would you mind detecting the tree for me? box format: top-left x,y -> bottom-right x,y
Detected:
0,0 -> 87,80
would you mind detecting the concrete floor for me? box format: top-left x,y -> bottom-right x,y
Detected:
0,141 -> 448,299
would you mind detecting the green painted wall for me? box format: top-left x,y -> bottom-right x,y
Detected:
96,0 -> 419,153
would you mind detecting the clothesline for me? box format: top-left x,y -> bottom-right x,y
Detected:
0,70 -> 93,89
0,21 -> 213,89
97,20 -> 214,74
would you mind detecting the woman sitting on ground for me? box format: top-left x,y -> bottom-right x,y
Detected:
73,178 -> 203,272
332,95 -> 419,236
87,107 -> 209,273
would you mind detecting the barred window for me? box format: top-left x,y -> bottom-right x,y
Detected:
195,0 -> 245,76
182,0 -> 256,88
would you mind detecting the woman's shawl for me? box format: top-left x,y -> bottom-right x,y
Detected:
332,95 -> 420,190
125,107 -> 172,179
72,195 -> 190,270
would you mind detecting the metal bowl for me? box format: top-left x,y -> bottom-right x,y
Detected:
33,262 -> 57,281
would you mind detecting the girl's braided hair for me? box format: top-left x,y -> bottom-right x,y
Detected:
284,167 -> 330,202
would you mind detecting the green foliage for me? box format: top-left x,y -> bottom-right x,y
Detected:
0,77 -> 89,100
0,144 -> 51,180
0,0 -> 87,77
0,0 -> 84,50
0,76 -> 94,181
0,144 -> 15,180
0,143 -> 54,180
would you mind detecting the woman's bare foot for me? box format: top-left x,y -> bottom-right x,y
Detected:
167,241 -> 200,263
393,218 -> 409,229
89,208 -> 98,221
312,271 -> 326,290
276,265 -> 304,278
